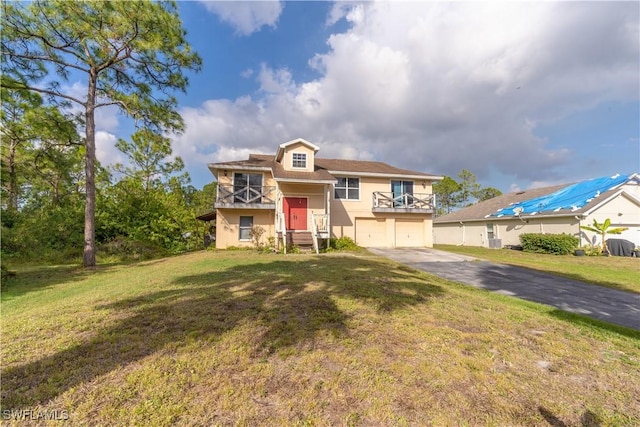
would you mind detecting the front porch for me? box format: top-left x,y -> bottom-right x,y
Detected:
275,182 -> 332,254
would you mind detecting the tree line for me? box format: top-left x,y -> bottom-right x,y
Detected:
1,80 -> 217,263
433,169 -> 502,216
1,0 -> 214,265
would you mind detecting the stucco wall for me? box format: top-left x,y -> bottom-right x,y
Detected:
215,209 -> 275,249
434,217 -> 581,247
330,176 -> 434,247
281,142 -> 315,172
582,193 -> 640,246
278,182 -> 328,227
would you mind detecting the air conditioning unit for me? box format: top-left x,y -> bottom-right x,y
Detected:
488,238 -> 502,249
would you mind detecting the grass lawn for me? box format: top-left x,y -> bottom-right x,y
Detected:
2,250 -> 639,426
435,244 -> 640,294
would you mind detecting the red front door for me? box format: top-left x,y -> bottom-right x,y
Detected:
284,197 -> 307,230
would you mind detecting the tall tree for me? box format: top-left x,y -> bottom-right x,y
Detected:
456,169 -> 481,207
433,176 -> 461,215
1,0 -> 201,267
112,129 -> 186,192
474,187 -> 502,202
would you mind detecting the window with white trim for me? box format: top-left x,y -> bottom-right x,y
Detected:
239,216 -> 253,240
335,177 -> 360,200
292,152 -> 307,168
486,223 -> 495,239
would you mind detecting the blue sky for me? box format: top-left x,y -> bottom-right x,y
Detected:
93,1 -> 639,193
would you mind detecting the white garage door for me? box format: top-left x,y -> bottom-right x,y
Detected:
395,219 -> 424,247
355,218 -> 387,247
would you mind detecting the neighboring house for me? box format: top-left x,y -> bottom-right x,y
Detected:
208,138 -> 443,251
433,174 -> 640,248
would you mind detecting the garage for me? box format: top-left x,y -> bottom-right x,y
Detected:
355,218 -> 387,247
395,219 -> 424,247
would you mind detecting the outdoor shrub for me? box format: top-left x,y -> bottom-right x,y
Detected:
250,225 -> 266,249
519,233 -> 579,255
99,237 -> 167,261
329,236 -> 360,251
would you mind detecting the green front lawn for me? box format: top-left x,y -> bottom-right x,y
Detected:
435,244 -> 640,294
2,251 -> 639,425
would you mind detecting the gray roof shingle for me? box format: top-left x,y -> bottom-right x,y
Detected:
210,153 -> 442,181
434,181 -> 636,223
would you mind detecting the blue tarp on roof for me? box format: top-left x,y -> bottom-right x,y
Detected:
490,174 -> 629,217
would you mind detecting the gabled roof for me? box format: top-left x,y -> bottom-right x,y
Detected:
435,173 -> 639,224
275,138 -> 320,162
490,174 -> 631,217
210,153 -> 442,182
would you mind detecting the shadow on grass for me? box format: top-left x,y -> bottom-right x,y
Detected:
1,255 -> 444,410
1,264 -> 97,302
0,257 -> 176,302
538,406 -> 601,426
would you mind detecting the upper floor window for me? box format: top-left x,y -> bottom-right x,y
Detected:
335,177 -> 360,200
292,152 -> 307,168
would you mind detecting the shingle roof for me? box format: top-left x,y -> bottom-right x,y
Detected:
435,174 -> 639,223
210,153 -> 441,183
243,154 -> 441,179
434,184 -> 568,223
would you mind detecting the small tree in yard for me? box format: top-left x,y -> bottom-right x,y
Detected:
580,218 -> 628,254
250,225 -> 266,249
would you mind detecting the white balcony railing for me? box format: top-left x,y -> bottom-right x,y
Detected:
215,185 -> 276,206
372,192 -> 435,211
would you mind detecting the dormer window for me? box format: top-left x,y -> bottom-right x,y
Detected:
292,152 -> 307,168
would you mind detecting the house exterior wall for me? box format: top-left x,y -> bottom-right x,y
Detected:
582,194 -> 640,246
281,142 -> 315,172
434,217 -> 580,247
215,209 -> 275,248
211,140 -> 438,249
330,176 -> 433,247
277,182 -> 327,227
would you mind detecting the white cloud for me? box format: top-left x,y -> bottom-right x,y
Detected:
199,1 -> 283,36
177,1 -> 639,187
95,131 -> 124,167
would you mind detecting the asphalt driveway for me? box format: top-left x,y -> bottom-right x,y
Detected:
368,247 -> 640,331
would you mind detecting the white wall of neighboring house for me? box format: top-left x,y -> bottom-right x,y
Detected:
580,192 -> 640,247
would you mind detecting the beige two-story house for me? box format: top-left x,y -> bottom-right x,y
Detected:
208,138 -> 443,251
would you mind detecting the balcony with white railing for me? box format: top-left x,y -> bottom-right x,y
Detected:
372,192 -> 435,213
215,185 -> 276,209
